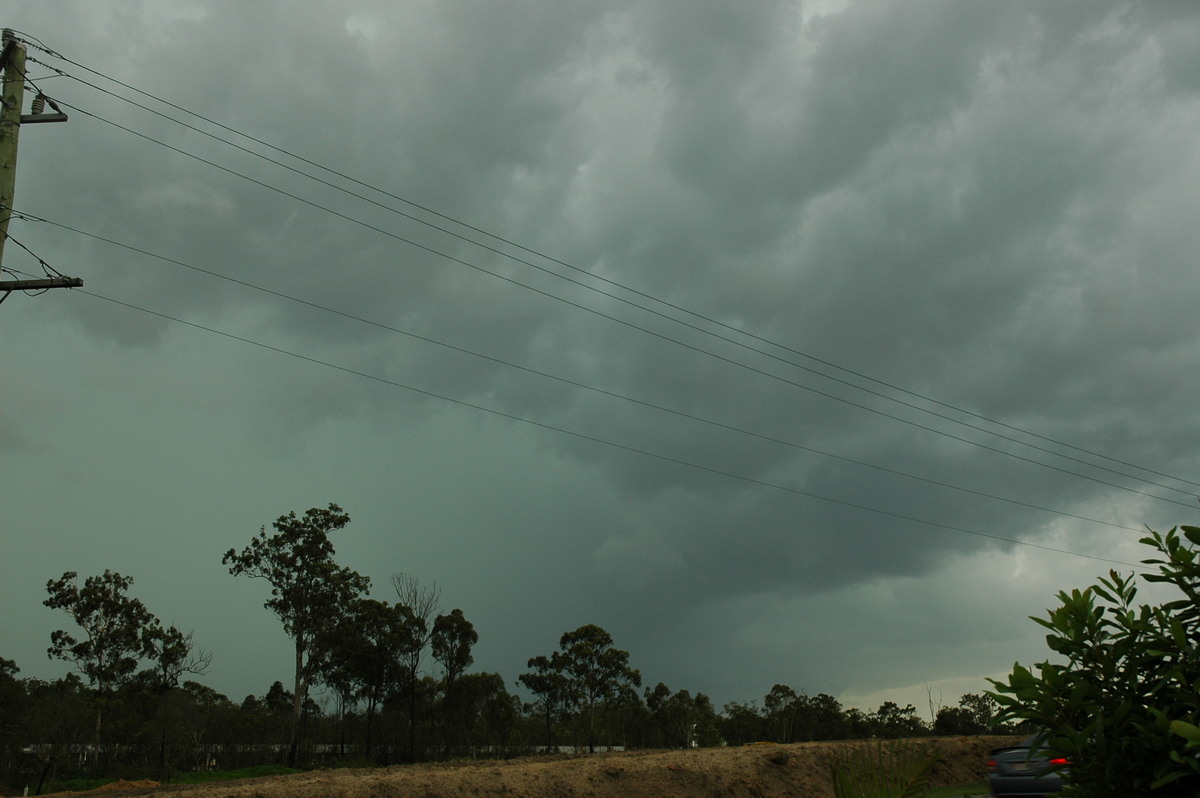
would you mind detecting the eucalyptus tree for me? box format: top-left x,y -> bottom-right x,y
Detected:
763,684 -> 799,743
647,683 -> 717,748
144,625 -> 210,690
552,624 -> 641,753
140,625 -> 210,777
363,600 -> 425,761
223,503 -> 370,767
44,570 -> 158,744
720,700 -> 766,745
390,573 -> 439,760
21,674 -> 92,792
317,597 -> 422,761
0,658 -> 22,788
311,610 -> 362,757
802,692 -> 851,741
934,692 -> 999,736
431,608 -> 478,755
868,701 -> 926,738
518,655 -> 571,753
432,609 -> 477,688
458,672 -> 519,755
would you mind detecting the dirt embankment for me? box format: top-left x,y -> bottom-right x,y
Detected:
37,735 -> 1017,798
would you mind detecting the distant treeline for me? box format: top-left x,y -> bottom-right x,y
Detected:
0,504 -> 1028,793
0,658 -> 1018,793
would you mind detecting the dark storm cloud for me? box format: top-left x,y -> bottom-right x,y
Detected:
5,0 -> 1200,709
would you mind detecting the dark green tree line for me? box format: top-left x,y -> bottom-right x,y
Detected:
42,569 -> 209,779
6,499 -> 1026,793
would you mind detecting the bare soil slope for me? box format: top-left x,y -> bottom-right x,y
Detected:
42,735 -> 1016,798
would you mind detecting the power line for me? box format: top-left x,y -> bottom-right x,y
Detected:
22,44 -> 1200,500
14,208 -> 1162,529
0,232 -> 81,303
4,35 -> 1173,571
35,96 -> 1200,512
67,285 -> 1150,571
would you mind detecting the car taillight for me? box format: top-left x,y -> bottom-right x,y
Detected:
986,759 -> 997,770
1049,757 -> 1069,767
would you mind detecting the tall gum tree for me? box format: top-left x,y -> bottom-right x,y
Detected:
432,608 -> 478,755
432,608 -> 477,688
315,597 -> 421,761
519,654 -> 571,753
44,570 -> 157,743
391,572 -> 439,761
223,503 -> 370,767
552,624 -> 640,753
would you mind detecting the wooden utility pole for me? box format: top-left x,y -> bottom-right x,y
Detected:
0,28 -> 27,270
0,27 -> 80,299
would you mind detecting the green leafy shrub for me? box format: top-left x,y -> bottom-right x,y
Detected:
988,526 -> 1200,797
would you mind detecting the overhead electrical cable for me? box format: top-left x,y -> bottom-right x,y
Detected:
24,41 -> 1200,498
33,53 -> 1200,501
0,232 -> 73,301
40,96 -> 1199,511
1,232 -> 66,278
20,39 -> 1198,514
66,285 -> 1149,572
14,208 -> 1162,529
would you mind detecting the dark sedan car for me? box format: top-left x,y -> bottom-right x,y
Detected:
987,734 -> 1068,797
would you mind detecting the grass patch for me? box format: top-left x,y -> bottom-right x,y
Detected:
40,777 -> 116,794
926,784 -> 989,798
37,765 -> 301,793
829,740 -> 941,798
170,764 -> 301,784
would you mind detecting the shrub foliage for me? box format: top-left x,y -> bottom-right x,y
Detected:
989,526 -> 1200,797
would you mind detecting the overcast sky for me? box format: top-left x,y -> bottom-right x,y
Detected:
3,0 -> 1199,720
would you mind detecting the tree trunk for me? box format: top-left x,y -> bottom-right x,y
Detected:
365,695 -> 376,762
289,640 -> 304,768
35,755 -> 54,795
158,721 -> 167,780
407,676 -> 418,761
587,699 -> 596,754
544,708 -> 555,754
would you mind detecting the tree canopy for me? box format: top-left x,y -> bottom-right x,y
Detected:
44,570 -> 156,697
545,624 -> 641,753
223,503 -> 370,767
